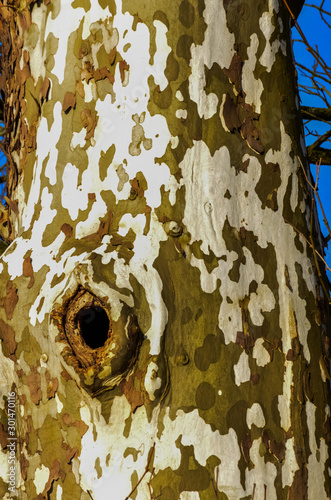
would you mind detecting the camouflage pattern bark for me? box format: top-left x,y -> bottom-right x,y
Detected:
0,0 -> 330,498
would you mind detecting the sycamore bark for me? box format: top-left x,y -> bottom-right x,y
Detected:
0,0 -> 330,499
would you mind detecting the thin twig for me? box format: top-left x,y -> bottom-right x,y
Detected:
308,129 -> 331,151
298,157 -> 331,241
284,219 -> 331,273
283,0 -> 331,81
125,443 -> 156,500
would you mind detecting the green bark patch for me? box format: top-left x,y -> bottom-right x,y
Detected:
194,333 -> 222,372
177,443 -> 210,492
195,381 -> 216,411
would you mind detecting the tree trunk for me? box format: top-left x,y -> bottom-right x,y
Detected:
0,0 -> 330,498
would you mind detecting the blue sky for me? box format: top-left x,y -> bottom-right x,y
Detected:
292,2 -> 331,280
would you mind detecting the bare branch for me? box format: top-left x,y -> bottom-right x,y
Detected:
301,106 -> 331,123
307,146 -> 331,165
308,129 -> 331,150
283,0 -> 331,80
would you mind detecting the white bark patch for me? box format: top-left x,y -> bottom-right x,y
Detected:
176,109 -> 188,120
44,1 -> 83,85
219,249 -> 270,345
56,485 -> 63,500
253,338 -> 271,367
55,394 -> 63,414
30,187 -> 57,254
118,214 -> 145,237
234,352 -> 251,386
265,125 -> 315,363
21,104 -> 61,230
158,408 -> 245,498
259,0 -> 286,72
34,465 -> 50,494
245,438 -> 277,499
79,397 -> 158,500
176,90 -> 184,101
61,164 -> 88,221
242,34 -> 264,114
29,248 -> 88,325
282,437 -> 299,488
306,402 -> 329,499
144,361 -> 162,401
70,129 -> 86,150
247,403 -> 266,429
75,194 -> 108,239
152,20 -> 171,91
248,283 -> 275,326
180,493 -> 200,499
278,360 -> 293,431
189,3 -> 235,119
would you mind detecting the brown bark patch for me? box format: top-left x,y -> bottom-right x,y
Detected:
82,211 -> 113,242
4,197 -> 18,215
93,66 -> 115,84
236,330 -> 255,352
269,439 -> 286,462
120,373 -> 145,412
0,319 -> 17,355
62,413 -> 88,436
62,91 -> 76,113
240,434 -> 252,463
81,108 -> 98,140
61,223 -> 73,240
61,369 -> 72,381
0,280 -> 18,320
288,466 -> 308,500
45,372 -> 59,399
43,459 -> 66,495
62,442 -> 79,464
223,94 -> 241,132
241,117 -> 264,154
23,256 -> 34,288
40,77 -> 50,100
223,53 -> 242,93
27,369 -> 42,405
20,453 -> 29,481
0,422 -> 9,448
250,373 -> 260,385
119,59 -> 130,83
